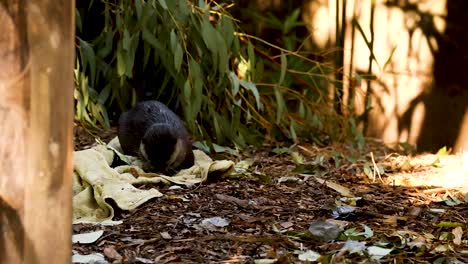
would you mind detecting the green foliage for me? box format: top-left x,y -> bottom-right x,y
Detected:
235,7 -> 348,143
74,59 -> 110,128
75,0 -> 355,147
75,1 -> 264,147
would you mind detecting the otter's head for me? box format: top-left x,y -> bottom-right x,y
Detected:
140,124 -> 193,174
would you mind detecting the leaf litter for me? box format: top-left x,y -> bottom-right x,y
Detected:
73,129 -> 468,263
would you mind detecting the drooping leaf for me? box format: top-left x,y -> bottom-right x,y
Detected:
274,84 -> 285,124
247,42 -> 255,79
218,16 -> 235,48
97,30 -> 114,58
229,71 -> 240,96
98,84 -> 111,104
75,9 -> 82,33
279,52 -> 287,85
123,28 -> 130,51
78,38 -> 96,86
116,46 -> 126,77
174,42 -> 184,72
239,79 -> 262,110
158,0 -> 168,10
135,0 -> 143,19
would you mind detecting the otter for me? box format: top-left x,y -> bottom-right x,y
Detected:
118,100 -> 194,174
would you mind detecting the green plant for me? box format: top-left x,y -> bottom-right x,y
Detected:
75,0 -> 359,148
74,57 -> 111,129
75,0 -> 265,146
234,5 -> 349,143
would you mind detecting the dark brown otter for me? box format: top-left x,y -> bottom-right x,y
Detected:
118,100 -> 194,174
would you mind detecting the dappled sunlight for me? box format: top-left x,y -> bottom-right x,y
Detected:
385,151 -> 468,190
66,0 -> 468,262
455,109 -> 468,152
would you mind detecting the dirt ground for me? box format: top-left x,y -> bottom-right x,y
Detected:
72,125 -> 468,264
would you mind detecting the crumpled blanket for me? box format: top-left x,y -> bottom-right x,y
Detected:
73,137 -> 235,224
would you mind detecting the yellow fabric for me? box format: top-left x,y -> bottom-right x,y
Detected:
73,138 -> 235,224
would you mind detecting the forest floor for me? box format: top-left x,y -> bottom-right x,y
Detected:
72,125 -> 468,264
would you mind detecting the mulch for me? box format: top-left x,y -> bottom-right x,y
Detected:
73,124 -> 468,263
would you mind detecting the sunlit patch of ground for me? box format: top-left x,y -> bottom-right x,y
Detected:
384,151 -> 468,191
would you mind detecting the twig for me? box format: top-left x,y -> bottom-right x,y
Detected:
370,152 -> 383,183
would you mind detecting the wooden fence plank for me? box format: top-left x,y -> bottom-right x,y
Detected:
0,0 -> 75,263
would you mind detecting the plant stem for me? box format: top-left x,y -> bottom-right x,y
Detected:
363,0 -> 375,134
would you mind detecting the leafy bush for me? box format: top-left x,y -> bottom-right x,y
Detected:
75,0 -> 353,148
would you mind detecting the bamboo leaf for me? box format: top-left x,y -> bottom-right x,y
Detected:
80,75 -> 89,106
183,79 -> 191,99
247,42 -> 255,78
170,29 -> 177,52
142,28 -> 163,50
78,38 -> 96,86
254,60 -> 264,83
98,84 -> 111,104
218,16 -> 235,48
290,121 -> 297,142
283,8 -> 301,34
97,104 -> 110,128
201,19 -> 219,67
189,59 -> 203,114
382,45 -> 397,72
216,114 -> 233,142
76,9 -> 82,33
189,59 -> 202,81
201,25 -> 217,52
279,52 -> 287,85
231,106 -> 241,129
97,30 -> 114,58
165,0 -> 176,11
228,71 -> 240,96
174,42 -> 183,72
87,87 -> 99,101
298,100 -> 306,118
215,32 -> 228,73
135,0 -> 142,19
274,84 -> 285,124
239,79 -> 262,110
158,0 -> 168,10
116,13 -> 122,29
177,0 -> 189,19
123,28 -> 130,50
213,113 -> 223,142
124,32 -> 140,78
143,42 -> 152,69
198,0 -> 206,9
75,95 -> 83,120
81,103 -> 93,124
116,47 -> 126,77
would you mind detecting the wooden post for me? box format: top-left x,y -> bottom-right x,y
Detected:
0,0 -> 75,263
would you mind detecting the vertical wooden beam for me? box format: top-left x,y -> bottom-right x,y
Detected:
0,0 -> 75,263
0,0 -> 30,262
